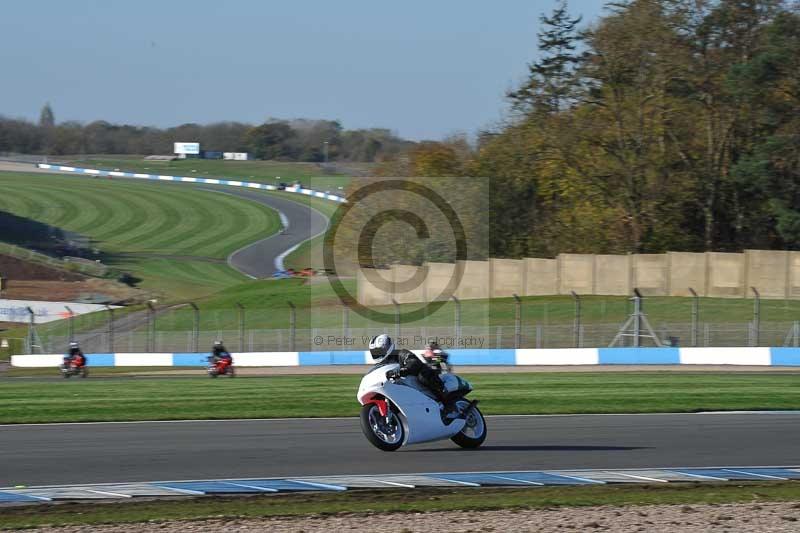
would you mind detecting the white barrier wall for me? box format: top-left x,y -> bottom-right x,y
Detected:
11,348 -> 800,367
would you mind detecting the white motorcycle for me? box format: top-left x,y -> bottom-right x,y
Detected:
357,360 -> 487,451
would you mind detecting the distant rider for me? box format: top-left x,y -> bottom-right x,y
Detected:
423,341 -> 450,372
64,341 -> 86,368
368,334 -> 447,403
211,340 -> 233,371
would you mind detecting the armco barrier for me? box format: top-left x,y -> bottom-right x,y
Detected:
11,347 -> 800,367
36,164 -> 347,203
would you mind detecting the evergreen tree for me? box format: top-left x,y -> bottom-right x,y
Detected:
38,102 -> 55,128
507,1 -> 583,115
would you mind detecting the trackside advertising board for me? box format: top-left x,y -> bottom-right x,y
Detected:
0,299 -> 119,324
174,142 -> 200,155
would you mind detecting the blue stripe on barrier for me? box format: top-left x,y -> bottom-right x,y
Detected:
220,180 -> 230,185
224,479 -> 343,491
88,353 -> 115,366
598,348 -> 680,365
0,491 -> 44,502
432,473 -> 533,486
448,349 -> 516,365
723,468 -> 800,479
298,351 -> 365,365
155,481 -> 268,494
501,471 -> 600,485
770,348 -> 800,366
673,468 -> 769,481
172,353 -> 209,367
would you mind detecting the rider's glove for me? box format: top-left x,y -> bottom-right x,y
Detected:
386,369 -> 401,381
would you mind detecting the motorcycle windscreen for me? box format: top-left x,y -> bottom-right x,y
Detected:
442,374 -> 472,395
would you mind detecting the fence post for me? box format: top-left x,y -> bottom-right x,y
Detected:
27,307 -> 35,354
188,303 -> 199,353
287,301 -> 296,352
236,303 -> 245,353
688,287 -> 699,347
105,305 -> 115,353
64,306 -> 74,343
570,291 -> 581,348
794,321 -> 800,348
751,286 -> 760,347
342,304 -> 350,343
632,290 -> 642,348
391,299 -> 401,340
146,301 -> 156,353
451,296 -> 461,342
513,294 -> 522,349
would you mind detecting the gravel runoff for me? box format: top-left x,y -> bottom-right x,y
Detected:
27,502 -> 800,532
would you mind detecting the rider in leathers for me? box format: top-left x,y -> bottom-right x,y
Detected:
368,334 -> 447,402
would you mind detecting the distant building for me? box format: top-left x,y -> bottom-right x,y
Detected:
223,152 -> 251,161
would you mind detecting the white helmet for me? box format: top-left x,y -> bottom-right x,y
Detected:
368,334 -> 394,363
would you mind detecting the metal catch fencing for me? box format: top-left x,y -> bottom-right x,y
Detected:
28,321 -> 800,355
19,289 -> 800,354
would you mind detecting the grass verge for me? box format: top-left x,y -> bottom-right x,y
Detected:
2,482 -> 800,529
1,372 -> 799,423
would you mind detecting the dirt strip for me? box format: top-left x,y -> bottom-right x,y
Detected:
27,502 -> 800,532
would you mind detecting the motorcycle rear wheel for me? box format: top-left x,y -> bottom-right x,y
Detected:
360,403 -> 404,452
451,401 -> 487,449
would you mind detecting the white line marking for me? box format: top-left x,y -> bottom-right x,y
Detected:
223,482 -> 278,492
612,472 -> 668,483
85,489 -> 132,498
721,469 -> 788,480
543,473 -> 605,484
152,486 -> 206,495
673,471 -> 729,481
287,480 -> 347,491
429,477 -> 482,487
375,480 -> 416,488
488,475 -> 543,486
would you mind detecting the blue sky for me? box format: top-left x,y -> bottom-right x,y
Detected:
0,1 -> 606,140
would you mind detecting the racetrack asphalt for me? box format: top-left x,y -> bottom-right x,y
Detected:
201,186 -> 329,278
0,161 -> 331,279
3,412 -> 798,486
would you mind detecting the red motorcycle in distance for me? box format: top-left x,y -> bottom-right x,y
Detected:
61,356 -> 88,378
207,355 -> 235,378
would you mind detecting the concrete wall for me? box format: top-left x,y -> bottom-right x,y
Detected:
594,255 -> 630,296
558,254 -> 594,294
746,250 -> 788,299
707,252 -> 746,298
633,254 -> 668,296
668,252 -> 706,296
356,250 -> 800,304
390,264 -> 427,304
490,258 -> 524,298
424,262 -> 457,301
524,258 -> 558,296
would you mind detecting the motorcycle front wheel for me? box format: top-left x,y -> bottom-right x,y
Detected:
360,403 -> 404,452
451,401 -> 487,449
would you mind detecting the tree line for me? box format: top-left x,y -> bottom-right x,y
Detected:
0,107 -> 413,163
378,0 -> 800,258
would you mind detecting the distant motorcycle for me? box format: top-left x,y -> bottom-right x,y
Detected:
357,360 -> 486,451
207,355 -> 235,378
60,358 -> 88,379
